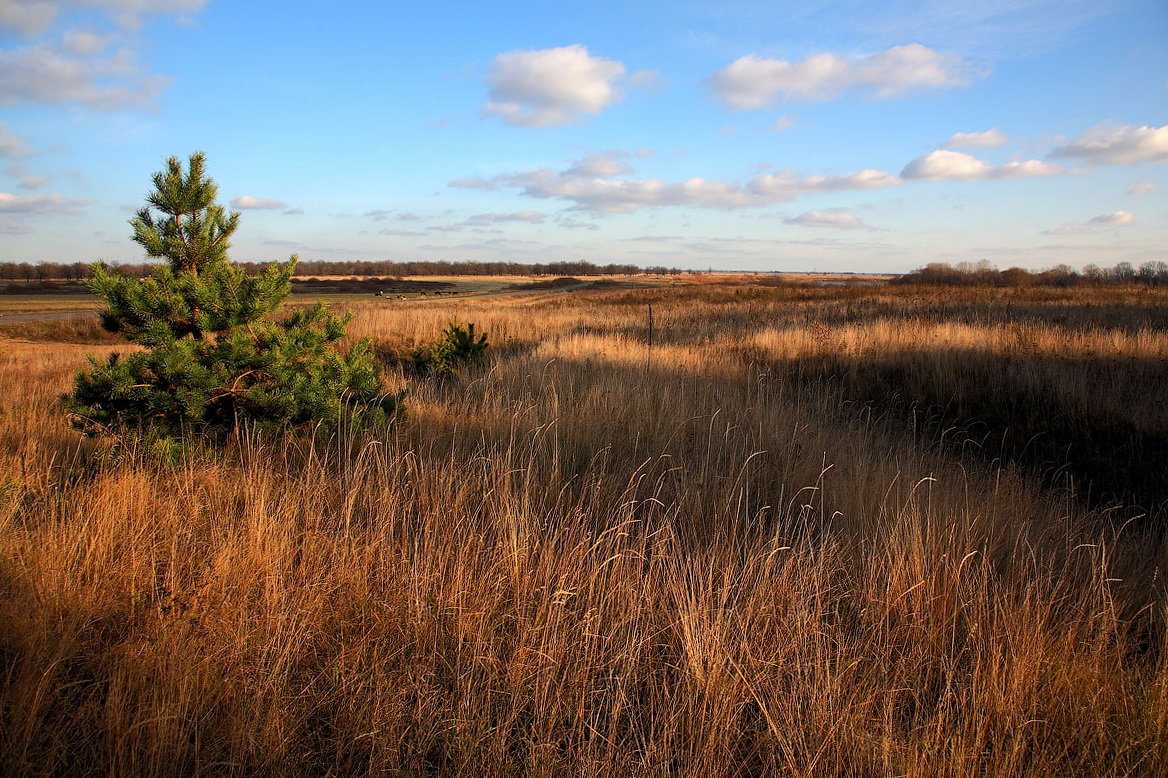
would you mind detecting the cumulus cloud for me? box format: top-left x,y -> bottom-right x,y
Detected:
0,44 -> 171,108
784,210 -> 873,230
1128,179 -> 1156,196
944,128 -> 1006,148
564,150 -> 634,177
705,44 -> 983,109
451,155 -> 901,214
1043,210 -> 1134,235
0,191 -> 88,213
230,195 -> 287,210
1049,123 -> 1168,166
750,168 -> 901,197
901,149 -> 1061,180
482,44 -> 628,127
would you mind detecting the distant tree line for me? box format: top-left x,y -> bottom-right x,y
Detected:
0,262 -> 94,282
0,259 -> 682,282
895,260 -> 1168,287
284,260 -> 681,277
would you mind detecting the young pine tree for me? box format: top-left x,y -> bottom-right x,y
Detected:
68,152 -> 395,440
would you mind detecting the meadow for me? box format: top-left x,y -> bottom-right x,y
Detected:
1,279 -> 1166,776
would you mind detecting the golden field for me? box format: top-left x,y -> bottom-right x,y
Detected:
1,281 -> 1166,776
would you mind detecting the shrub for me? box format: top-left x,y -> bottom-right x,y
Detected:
412,321 -> 489,379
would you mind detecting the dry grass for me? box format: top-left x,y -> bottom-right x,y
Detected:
0,317 -> 124,344
0,295 -> 100,315
1,283 -> 1166,776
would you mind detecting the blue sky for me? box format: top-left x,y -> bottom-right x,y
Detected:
1,0 -> 1165,271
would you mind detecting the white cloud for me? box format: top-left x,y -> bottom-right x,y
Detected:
903,150 -> 989,180
784,210 -> 873,230
231,196 -> 287,210
0,191 -> 88,213
73,0 -> 208,29
0,1 -> 209,109
1050,123 -> 1168,166
422,211 -> 550,233
450,157 -> 902,214
705,44 -> 983,109
944,128 -> 1006,148
482,44 -> 627,127
428,211 -> 549,233
18,174 -> 47,189
0,2 -> 203,36
1042,210 -> 1134,235
772,115 -> 795,132
995,159 -> 1064,178
62,28 -> 115,55
0,1 -> 57,36
453,149 -> 642,190
557,216 -> 599,230
491,169 -> 757,213
564,151 -> 633,177
365,209 -> 424,221
448,176 -> 495,190
1089,211 -> 1134,225
0,45 -> 170,108
1128,179 -> 1156,196
463,211 -> 547,225
901,149 -> 1061,180
0,122 -> 33,157
750,168 -> 902,197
